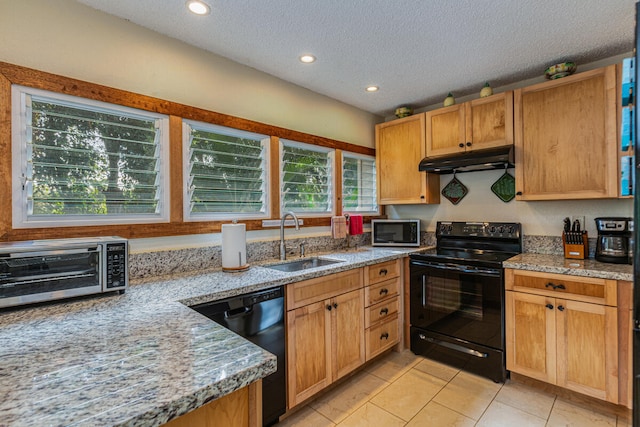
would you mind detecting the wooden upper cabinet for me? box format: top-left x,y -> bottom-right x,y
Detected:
514,65 -> 618,200
375,114 -> 440,205
425,91 -> 514,157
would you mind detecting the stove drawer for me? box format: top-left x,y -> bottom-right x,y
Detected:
365,296 -> 399,328
366,260 -> 400,285
366,314 -> 399,360
505,269 -> 617,306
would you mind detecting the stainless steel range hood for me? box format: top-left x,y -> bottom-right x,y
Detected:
418,145 -> 514,174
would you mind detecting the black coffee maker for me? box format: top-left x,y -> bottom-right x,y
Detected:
594,217 -> 633,264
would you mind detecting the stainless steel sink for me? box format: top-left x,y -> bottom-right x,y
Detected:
264,257 -> 343,272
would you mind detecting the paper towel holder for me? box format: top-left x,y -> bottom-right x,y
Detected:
222,221 -> 250,273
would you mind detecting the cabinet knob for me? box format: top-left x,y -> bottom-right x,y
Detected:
557,305 -> 565,311
333,302 -> 338,309
380,332 -> 389,340
327,304 -> 332,311
516,191 -> 523,196
420,195 -> 425,199
380,307 -> 389,315
466,141 -> 472,147
545,303 -> 554,310
379,288 -> 389,295
458,143 -> 465,148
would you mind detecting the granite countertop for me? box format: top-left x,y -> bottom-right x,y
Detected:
504,253 -> 634,282
0,246 -> 418,427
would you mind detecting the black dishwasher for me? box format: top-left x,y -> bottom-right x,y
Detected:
191,286 -> 285,426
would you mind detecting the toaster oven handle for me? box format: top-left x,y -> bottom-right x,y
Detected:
3,247 -> 99,258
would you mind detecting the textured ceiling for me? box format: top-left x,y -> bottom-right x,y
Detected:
75,0 -> 636,117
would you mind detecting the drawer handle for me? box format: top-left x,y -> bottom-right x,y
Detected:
380,308 -> 389,315
545,282 -> 566,290
545,303 -> 554,310
380,332 -> 389,340
557,305 -> 565,311
379,269 -> 388,276
379,288 -> 389,296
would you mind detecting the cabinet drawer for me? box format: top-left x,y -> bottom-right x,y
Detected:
506,269 -> 617,306
365,296 -> 399,328
365,277 -> 400,306
287,269 -> 363,311
366,315 -> 399,360
367,260 -> 400,285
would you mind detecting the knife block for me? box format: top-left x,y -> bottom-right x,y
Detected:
562,231 -> 588,260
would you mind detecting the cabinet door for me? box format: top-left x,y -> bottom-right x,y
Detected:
465,91 -> 513,151
425,104 -> 465,157
514,66 -> 617,200
332,289 -> 365,380
375,114 -> 439,204
505,291 -> 556,383
287,301 -> 331,408
555,298 -> 618,403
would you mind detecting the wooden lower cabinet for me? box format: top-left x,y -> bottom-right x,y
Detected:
506,269 -> 620,404
286,287 -> 365,408
163,380 -> 261,427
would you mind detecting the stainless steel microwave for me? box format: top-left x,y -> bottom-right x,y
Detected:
0,236 -> 128,309
371,219 -> 421,247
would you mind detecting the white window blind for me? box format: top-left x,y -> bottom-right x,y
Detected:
342,153 -> 378,214
184,122 -> 268,219
12,86 -> 170,228
281,140 -> 333,214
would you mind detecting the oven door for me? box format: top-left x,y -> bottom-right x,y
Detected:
410,259 -> 504,350
0,246 -> 101,308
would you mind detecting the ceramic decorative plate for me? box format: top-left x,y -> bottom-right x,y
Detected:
491,170 -> 516,202
441,175 -> 468,205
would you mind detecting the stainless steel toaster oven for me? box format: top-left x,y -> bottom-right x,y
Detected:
0,236 -> 128,308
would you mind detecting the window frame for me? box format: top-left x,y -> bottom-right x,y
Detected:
182,120 -> 271,221
280,139 -> 336,217
0,61 -> 378,241
11,85 -> 171,229
342,152 -> 379,216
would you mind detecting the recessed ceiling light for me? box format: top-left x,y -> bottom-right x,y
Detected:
299,55 -> 316,63
365,86 -> 379,92
187,0 -> 211,15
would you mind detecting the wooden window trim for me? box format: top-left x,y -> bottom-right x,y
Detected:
0,61 -> 377,241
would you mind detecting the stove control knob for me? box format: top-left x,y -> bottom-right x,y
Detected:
498,226 -> 504,233
507,226 -> 514,234
489,226 -> 496,233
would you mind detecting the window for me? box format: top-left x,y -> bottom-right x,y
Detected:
281,140 -> 334,215
342,153 -> 378,214
11,86 -> 170,228
183,121 -> 269,220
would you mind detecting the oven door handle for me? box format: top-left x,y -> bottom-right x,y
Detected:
411,261 -> 501,277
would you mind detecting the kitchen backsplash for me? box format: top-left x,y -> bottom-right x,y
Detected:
129,232 -> 573,280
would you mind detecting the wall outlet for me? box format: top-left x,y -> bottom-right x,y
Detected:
571,215 -> 586,231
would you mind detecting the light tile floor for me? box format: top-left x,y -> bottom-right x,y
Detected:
277,350 -> 632,427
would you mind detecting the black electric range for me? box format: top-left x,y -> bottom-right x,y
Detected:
409,221 -> 521,383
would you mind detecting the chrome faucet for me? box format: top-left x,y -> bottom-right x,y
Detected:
280,211 -> 300,260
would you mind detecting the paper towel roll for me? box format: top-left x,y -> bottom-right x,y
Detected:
222,223 -> 248,271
